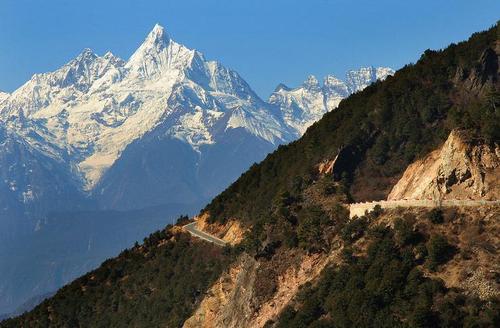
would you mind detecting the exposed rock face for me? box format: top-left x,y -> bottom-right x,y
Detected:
388,130 -> 499,201
318,156 -> 337,175
183,247 -> 340,328
183,254 -> 259,328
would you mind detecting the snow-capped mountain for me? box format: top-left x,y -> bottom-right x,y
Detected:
0,23 -> 296,314
0,24 -> 293,193
346,66 -> 394,93
269,67 -> 394,135
0,91 -> 9,103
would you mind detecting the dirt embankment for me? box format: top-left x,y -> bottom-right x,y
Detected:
388,130 -> 499,201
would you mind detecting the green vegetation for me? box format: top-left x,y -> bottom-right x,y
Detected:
238,195 -> 348,258
426,234 -> 456,271
340,216 -> 368,244
275,224 -> 499,328
428,208 -> 445,224
2,226 -> 234,328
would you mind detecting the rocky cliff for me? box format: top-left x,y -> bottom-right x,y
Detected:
183,244 -> 343,328
388,130 -> 499,201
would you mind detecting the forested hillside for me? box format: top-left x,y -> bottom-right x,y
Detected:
205,22 -> 499,222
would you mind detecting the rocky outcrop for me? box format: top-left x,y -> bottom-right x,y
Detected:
318,155 -> 338,175
183,254 -> 259,328
388,130 -> 499,201
183,245 -> 342,328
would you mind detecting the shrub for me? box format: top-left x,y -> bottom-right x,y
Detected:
394,218 -> 419,246
341,216 -> 368,244
297,206 -> 330,252
428,208 -> 444,224
370,204 -> 383,218
426,234 -> 455,271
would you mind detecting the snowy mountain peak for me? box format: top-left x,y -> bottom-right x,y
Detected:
0,24 -> 294,189
303,75 -> 320,90
345,66 -> 395,93
274,83 -> 291,92
269,66 -> 394,136
78,47 -> 97,58
126,24 -> 195,79
323,75 -> 345,88
0,91 -> 9,105
146,23 -> 171,47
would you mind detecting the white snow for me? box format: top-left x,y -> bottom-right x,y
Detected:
0,24 -> 293,189
269,67 -> 394,135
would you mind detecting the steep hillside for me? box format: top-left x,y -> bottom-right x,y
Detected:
273,206 -> 499,328
1,223 -> 234,328
2,23 -> 499,328
205,22 -> 499,224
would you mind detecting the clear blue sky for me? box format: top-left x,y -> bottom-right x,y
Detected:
0,0 -> 498,98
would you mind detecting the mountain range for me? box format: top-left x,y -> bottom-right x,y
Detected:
2,21 -> 497,327
0,24 -> 393,314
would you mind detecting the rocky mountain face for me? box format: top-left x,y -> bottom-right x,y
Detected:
388,130 -> 499,201
269,67 -> 394,135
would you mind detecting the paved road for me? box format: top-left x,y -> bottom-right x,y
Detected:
183,222 -> 227,247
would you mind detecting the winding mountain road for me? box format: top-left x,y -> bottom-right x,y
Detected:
183,222 -> 227,247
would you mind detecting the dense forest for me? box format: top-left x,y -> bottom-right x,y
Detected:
2,22 -> 498,328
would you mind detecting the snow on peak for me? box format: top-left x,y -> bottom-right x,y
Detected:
269,66 -> 394,136
145,23 -> 171,48
323,75 -> 344,87
274,83 -> 291,92
345,66 -> 394,93
0,91 -> 9,102
78,48 -> 97,58
303,75 -> 320,90
125,24 -> 196,80
0,24 -> 292,189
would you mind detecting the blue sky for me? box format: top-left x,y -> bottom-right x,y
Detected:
0,0 -> 498,98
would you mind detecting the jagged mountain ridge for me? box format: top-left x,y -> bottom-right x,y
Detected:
269,67 -> 394,135
0,24 -> 292,190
